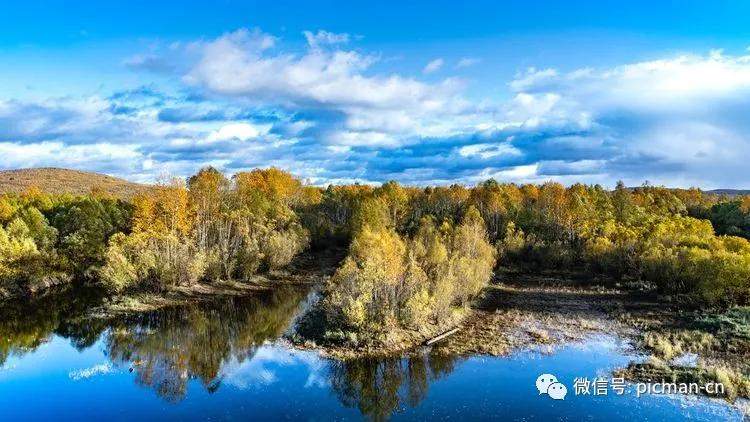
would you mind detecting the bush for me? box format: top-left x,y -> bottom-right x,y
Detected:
262,224 -> 310,270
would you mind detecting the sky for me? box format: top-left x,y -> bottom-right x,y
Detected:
2,1 -> 750,188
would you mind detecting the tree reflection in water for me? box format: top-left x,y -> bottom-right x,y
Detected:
330,351 -> 460,421
104,287 -> 308,402
0,287 -> 461,416
0,288 -> 108,366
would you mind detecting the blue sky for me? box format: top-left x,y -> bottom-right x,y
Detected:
2,1 -> 750,188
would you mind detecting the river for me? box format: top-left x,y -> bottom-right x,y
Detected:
0,287 -> 745,420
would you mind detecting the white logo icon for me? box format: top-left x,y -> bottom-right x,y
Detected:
536,373 -> 567,400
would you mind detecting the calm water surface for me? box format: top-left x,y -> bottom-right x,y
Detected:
0,288 -> 745,421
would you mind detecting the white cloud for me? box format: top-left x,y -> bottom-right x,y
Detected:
481,164 -> 539,182
5,34 -> 750,189
184,31 -> 455,111
506,51 -> 750,187
509,67 -> 558,92
182,30 -> 476,149
456,57 -> 480,68
423,58 -> 444,74
303,30 -> 350,48
511,52 -> 750,108
206,122 -> 269,143
458,143 -> 522,159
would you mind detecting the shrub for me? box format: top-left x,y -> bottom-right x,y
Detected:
262,224 -> 310,270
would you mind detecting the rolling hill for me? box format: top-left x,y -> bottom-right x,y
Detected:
0,168 -> 149,198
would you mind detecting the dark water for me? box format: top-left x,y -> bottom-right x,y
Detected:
0,288 -> 745,421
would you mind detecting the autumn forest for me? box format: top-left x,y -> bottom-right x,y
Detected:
1,167 -> 750,340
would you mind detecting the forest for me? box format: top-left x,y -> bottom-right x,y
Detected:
1,167 -> 750,339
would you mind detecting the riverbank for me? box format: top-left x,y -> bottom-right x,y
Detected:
292,306 -> 470,359
1,246 -> 344,321
0,272 -> 74,302
426,271 -> 750,404
290,266 -> 750,408
4,246 -> 749,407
83,246 -> 344,319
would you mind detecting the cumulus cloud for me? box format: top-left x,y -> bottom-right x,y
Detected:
181,29 -> 478,150
206,122 -> 269,142
506,51 -> 750,187
3,29 -> 750,188
423,58 -> 444,74
184,31 -> 458,111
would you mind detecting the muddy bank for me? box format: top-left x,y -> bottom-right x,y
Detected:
85,279 -> 281,318
292,307 -> 469,359
432,275 -> 636,356
613,304 -> 750,402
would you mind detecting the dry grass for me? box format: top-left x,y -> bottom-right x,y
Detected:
432,280 -> 628,356
617,360 -> 750,401
0,167 -> 149,199
643,330 -> 716,360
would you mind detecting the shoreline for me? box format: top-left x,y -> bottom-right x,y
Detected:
291,270 -> 750,407
3,255 -> 748,406
84,276 -> 317,319
293,271 -> 636,359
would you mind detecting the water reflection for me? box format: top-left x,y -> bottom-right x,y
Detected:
0,289 -> 106,366
0,287 -> 308,398
104,289 -> 307,402
0,287 -> 461,418
2,291 -> 741,420
331,352 -> 460,421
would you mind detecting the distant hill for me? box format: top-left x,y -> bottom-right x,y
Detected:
0,168 -> 149,198
625,186 -> 749,197
706,189 -> 750,196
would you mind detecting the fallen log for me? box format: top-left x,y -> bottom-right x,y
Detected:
424,327 -> 461,346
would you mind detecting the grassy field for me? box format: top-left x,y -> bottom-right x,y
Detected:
0,168 -> 149,198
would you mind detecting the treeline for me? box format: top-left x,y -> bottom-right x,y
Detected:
0,168 -> 315,297
0,187 -> 132,297
101,167 -> 314,291
2,168 -> 750,314
305,181 -> 750,334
